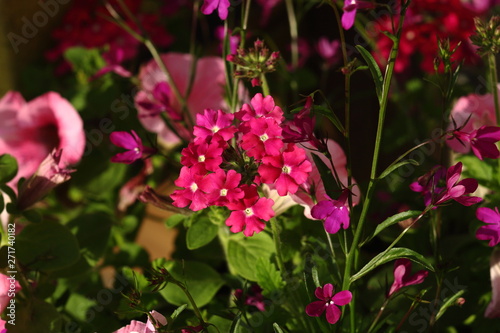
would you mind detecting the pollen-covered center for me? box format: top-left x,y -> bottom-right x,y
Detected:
212,126 -> 220,133
259,133 -> 269,142
190,183 -> 198,192
198,155 -> 206,162
220,189 -> 228,196
244,208 -> 253,216
282,165 -> 292,174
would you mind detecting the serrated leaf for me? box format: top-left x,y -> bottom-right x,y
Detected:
0,154 -> 18,184
351,248 -> 433,283
356,45 -> 383,101
186,217 -> 219,249
255,257 -> 285,296
311,154 -> 341,199
378,159 -> 419,180
365,210 -> 422,244
227,232 -> 275,281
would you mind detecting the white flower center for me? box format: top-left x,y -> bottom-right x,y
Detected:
212,126 -> 220,133
329,300 -> 335,305
244,208 -> 253,216
260,134 -> 269,142
220,189 -> 228,196
198,155 -> 206,162
282,165 -> 292,174
190,183 -> 198,192
134,147 -> 141,153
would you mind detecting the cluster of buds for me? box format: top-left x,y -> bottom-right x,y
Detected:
226,39 -> 280,86
471,16 -> 500,55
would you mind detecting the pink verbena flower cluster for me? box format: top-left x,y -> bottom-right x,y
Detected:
171,93 -> 312,236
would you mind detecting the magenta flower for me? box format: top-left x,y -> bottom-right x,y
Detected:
241,118 -> 284,160
193,108 -> 236,143
114,310 -> 167,333
476,207 -> 500,247
110,130 -> 155,164
342,0 -> 357,30
180,141 -> 223,172
305,283 -> 352,324
450,126 -> 500,160
226,185 -> 275,237
388,259 -> 429,297
170,165 -> 209,211
311,190 -> 350,234
201,0 -> 231,20
316,38 -> 341,65
259,144 -> 312,196
237,93 -> 284,124
200,169 -> 244,206
234,285 -> 266,312
92,47 -> 132,79
0,91 -> 85,187
486,249 -> 500,318
282,96 -> 318,145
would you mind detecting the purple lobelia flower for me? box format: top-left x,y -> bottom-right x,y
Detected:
305,283 -> 352,324
388,259 -> 428,297
110,130 -> 155,164
311,190 -> 350,234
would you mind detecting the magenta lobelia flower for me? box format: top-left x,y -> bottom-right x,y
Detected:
201,0 -> 231,20
305,283 -> 352,324
226,185 -> 275,237
388,259 -> 429,297
476,207 -> 500,247
311,190 -> 350,234
114,310 -> 167,333
449,126 -> 500,160
259,144 -> 312,196
486,249 -> 500,318
110,130 -> 155,164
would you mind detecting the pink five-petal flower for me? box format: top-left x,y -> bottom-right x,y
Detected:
317,38 -> 341,65
226,185 -> 275,237
237,93 -> 284,124
259,144 -> 312,196
201,0 -> 231,20
305,283 -> 352,324
311,190 -> 350,234
193,108 -> 236,142
170,165 -> 209,211
199,169 -> 244,206
234,285 -> 266,312
110,130 -> 155,164
388,259 -> 429,297
0,91 -> 85,187
476,207 -> 500,247
180,140 -> 223,172
433,162 -> 482,207
136,53 -> 228,146
240,118 -> 283,160
486,249 -> 500,318
114,310 -> 167,333
470,126 -> 500,160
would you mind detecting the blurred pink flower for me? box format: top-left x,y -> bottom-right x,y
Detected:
114,310 -> 167,333
255,0 -> 282,25
388,259 -> 428,297
486,249 -> 500,318
476,207 -> 500,247
135,53 -> 228,146
110,130 -> 155,164
0,273 -> 21,330
316,38 -> 341,65
201,0 -> 231,20
0,91 -> 85,187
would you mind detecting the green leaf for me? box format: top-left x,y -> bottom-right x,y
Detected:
227,232 -> 275,281
166,214 -> 187,228
16,221 -> 80,271
312,266 -> 321,288
378,159 -> 419,180
170,304 -> 188,321
351,248 -> 433,283
8,298 -> 63,333
64,46 -> 106,79
186,217 -> 219,249
0,154 -> 18,184
435,289 -> 465,321
457,155 -> 495,188
311,154 -> 341,199
159,260 -> 224,308
0,192 -> 4,214
355,45 -> 384,102
255,257 -> 286,296
365,210 -> 422,244
311,105 -> 345,134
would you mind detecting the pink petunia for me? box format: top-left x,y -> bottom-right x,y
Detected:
259,144 -> 312,196
114,310 -> 167,333
110,130 -> 155,164
226,185 -> 275,237
476,207 -> 500,247
305,283 -> 352,324
486,249 -> 500,318
201,0 -> 231,20
0,91 -> 85,187
388,259 -> 428,297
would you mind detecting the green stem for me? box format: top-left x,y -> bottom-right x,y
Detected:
270,217 -> 286,275
260,74 -> 270,96
172,279 -> 207,328
342,1 -> 411,293
488,53 -> 500,125
368,298 -> 390,333
285,0 -> 299,71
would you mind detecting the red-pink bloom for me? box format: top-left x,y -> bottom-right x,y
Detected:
118,159 -> 154,212
282,97 -> 319,146
226,185 -> 275,237
215,26 -> 240,54
136,53 -> 228,146
199,169 -> 244,206
316,38 -> 341,65
114,310 -> 167,333
110,130 -> 155,164
234,285 -> 266,312
388,259 -> 429,297
92,48 -> 132,79
180,141 -> 223,172
170,166 -> 209,211
433,162 -> 482,207
0,91 -> 85,187
450,126 -> 500,160
311,190 -> 350,234
193,108 -> 236,143
259,144 -> 312,196
486,249 -> 500,318
305,283 -> 352,324
201,0 -> 231,20
237,93 -> 284,124
476,207 -> 500,247
240,118 -> 283,160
